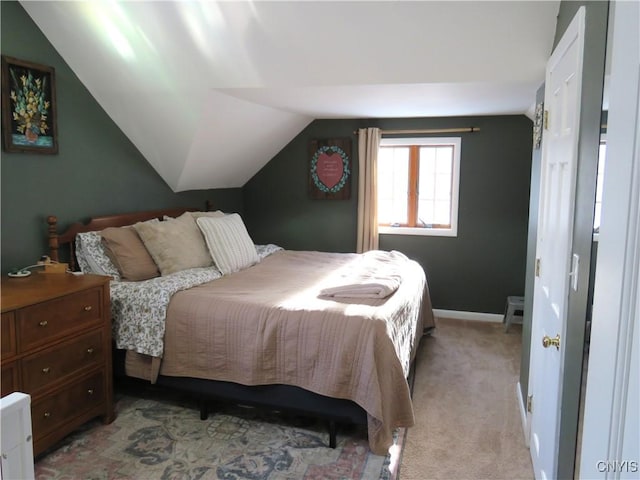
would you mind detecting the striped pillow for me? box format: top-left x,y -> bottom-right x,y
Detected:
196,214 -> 259,275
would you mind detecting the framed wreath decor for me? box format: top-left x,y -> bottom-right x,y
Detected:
308,138 -> 351,200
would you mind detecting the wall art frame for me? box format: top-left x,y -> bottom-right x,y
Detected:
308,137 -> 351,200
1,55 -> 58,154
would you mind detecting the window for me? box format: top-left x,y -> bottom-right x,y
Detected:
593,140 -> 606,234
377,137 -> 461,237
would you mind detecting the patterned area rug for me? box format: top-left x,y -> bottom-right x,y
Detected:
35,390 -> 405,480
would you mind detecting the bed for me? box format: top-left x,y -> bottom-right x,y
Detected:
46,206 -> 434,455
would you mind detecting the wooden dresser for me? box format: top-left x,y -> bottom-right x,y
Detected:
1,273 -> 114,456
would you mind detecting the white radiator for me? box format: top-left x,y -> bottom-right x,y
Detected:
0,393 -> 35,480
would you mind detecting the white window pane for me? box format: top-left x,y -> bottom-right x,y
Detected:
435,173 -> 452,200
436,146 -> 453,174
595,145 -> 606,203
593,203 -> 602,231
593,143 -> 606,231
419,146 -> 453,226
417,200 -> 434,226
421,146 -> 436,164
419,150 -> 435,201
378,147 -> 409,224
434,200 -> 451,225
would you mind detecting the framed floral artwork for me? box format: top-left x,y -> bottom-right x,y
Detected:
1,55 -> 58,154
308,138 -> 351,200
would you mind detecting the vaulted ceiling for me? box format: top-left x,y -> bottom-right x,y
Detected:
21,1 -> 559,192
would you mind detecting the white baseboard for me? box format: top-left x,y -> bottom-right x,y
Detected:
433,309 -> 503,323
516,381 -> 530,447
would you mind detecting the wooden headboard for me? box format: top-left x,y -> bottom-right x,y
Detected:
47,202 -> 212,270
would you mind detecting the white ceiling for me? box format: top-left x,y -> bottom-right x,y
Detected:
21,0 -> 559,192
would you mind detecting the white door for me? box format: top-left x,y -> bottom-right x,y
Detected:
528,7 -> 585,479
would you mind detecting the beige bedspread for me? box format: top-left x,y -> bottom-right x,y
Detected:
129,250 -> 433,454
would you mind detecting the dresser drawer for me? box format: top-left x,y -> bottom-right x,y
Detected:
1,361 -> 18,397
31,371 -> 104,439
17,288 -> 103,352
1,311 -> 17,360
22,330 -> 104,393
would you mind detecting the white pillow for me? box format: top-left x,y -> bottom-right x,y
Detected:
196,214 -> 259,275
75,231 -> 121,280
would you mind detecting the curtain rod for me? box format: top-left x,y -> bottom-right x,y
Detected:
354,127 -> 480,135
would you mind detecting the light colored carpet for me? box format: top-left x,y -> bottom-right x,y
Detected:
400,317 -> 534,480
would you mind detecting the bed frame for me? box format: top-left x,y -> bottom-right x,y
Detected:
47,205 -> 372,448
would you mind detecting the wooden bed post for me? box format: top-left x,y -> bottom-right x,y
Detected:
47,216 -> 59,262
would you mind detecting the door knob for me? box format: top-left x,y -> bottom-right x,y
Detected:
542,334 -> 561,350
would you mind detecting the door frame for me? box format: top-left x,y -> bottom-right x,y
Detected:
555,0 -> 608,472
527,7 -> 586,478
520,2 -> 609,478
579,0 -> 640,476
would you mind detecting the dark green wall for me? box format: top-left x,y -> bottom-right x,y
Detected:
0,2 -> 242,273
244,115 -> 533,314
243,119 -> 359,253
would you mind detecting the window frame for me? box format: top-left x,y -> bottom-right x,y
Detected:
377,136 -> 461,237
593,135 -> 606,240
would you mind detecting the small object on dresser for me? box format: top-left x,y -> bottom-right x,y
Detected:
7,259 -> 68,278
8,264 -> 45,277
41,263 -> 68,274
7,269 -> 31,278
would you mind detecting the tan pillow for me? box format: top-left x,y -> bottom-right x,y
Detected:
190,210 -> 225,219
134,212 -> 213,275
101,224 -> 159,282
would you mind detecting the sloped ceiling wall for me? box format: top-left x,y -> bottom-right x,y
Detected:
21,1 -> 558,192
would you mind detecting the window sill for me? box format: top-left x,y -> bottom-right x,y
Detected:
378,226 -> 458,237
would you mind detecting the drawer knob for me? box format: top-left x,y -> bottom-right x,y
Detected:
87,389 -> 94,395
39,320 -> 48,327
43,412 -> 51,419
86,348 -> 95,354
83,305 -> 92,312
42,367 -> 51,374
